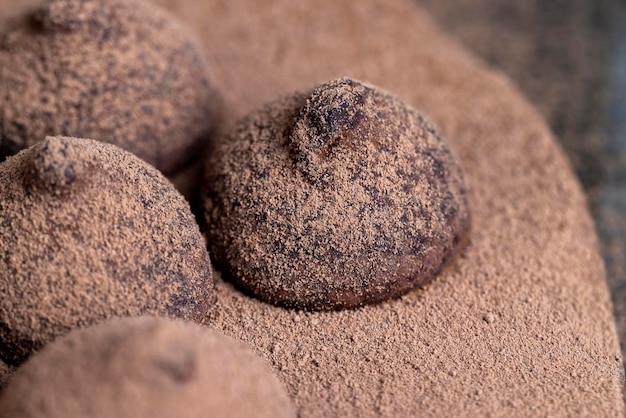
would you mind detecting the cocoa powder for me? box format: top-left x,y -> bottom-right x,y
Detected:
202,78 -> 469,310
0,0 -> 217,174
0,317 -> 295,418
0,0 -> 623,416
0,136 -> 214,366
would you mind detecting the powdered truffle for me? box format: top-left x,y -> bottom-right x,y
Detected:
0,361 -> 13,392
0,136 -> 214,366
0,0 -> 216,174
202,78 -> 469,310
0,316 -> 295,418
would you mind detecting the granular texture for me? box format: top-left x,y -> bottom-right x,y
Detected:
203,78 -> 469,310
0,136 -> 214,367
0,317 -> 295,418
0,0 -> 624,416
152,0 -> 623,416
0,0 -> 216,174
0,361 -> 13,392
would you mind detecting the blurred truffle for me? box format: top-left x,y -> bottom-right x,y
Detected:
0,361 -> 13,392
0,317 -> 295,418
0,0 -> 217,174
202,78 -> 469,310
0,136 -> 214,366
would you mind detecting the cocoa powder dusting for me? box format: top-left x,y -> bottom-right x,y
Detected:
0,0 -> 216,174
180,0 -> 623,416
0,0 -> 624,416
0,317 -> 294,418
203,78 -> 469,310
0,361 -> 13,392
0,136 -> 214,367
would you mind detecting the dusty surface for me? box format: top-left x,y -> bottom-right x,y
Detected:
416,0 -> 616,192
0,0 -> 216,174
164,0 -> 623,415
0,136 -> 213,366
0,0 -> 623,416
0,361 -> 13,392
0,317 -> 295,418
202,78 -> 469,310
417,0 -> 626,375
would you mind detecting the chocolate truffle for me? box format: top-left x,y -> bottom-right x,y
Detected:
0,136 -> 214,366
0,0 -> 216,174
202,78 -> 469,310
0,317 -> 295,418
0,361 -> 13,392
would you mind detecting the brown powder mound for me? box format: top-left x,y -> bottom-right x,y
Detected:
0,0 -> 216,174
0,317 -> 295,418
203,77 -> 469,310
0,136 -> 214,367
162,0 -> 623,416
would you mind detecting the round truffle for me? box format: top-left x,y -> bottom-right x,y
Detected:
0,136 -> 214,366
0,317 -> 295,418
0,0 -> 217,174
202,78 -> 469,311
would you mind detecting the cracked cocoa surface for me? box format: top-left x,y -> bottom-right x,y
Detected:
0,136 -> 214,367
202,78 -> 469,311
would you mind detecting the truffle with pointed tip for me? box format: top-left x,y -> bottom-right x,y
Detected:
0,0 -> 217,174
0,136 -> 214,367
0,317 -> 295,418
201,78 -> 469,311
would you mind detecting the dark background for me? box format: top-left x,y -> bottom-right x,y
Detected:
415,0 -> 626,374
